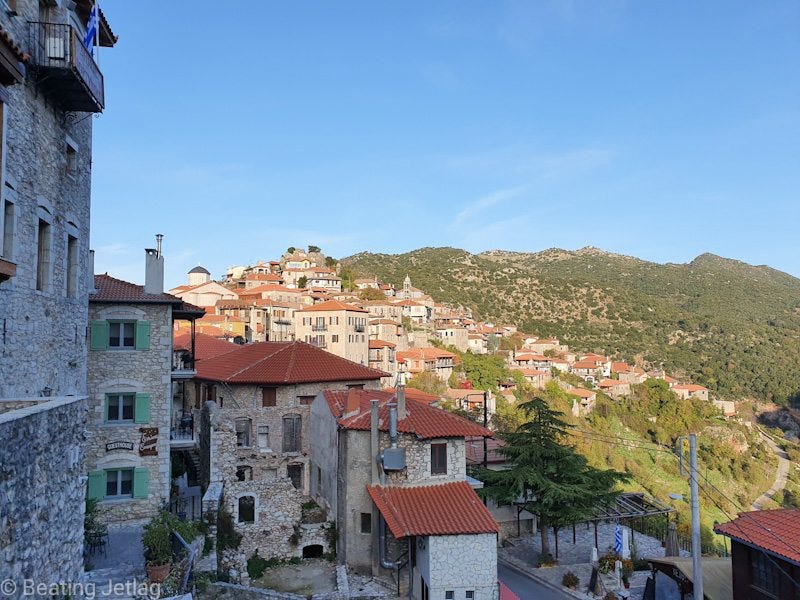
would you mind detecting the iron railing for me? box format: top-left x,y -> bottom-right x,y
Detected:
28,21 -> 104,110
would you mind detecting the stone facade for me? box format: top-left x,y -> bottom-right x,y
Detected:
86,301 -> 173,523
295,305 -> 370,365
0,0 -> 96,399
0,397 -> 87,594
413,534 -> 498,600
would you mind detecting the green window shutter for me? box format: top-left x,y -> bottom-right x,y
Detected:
90,320 -> 109,351
133,467 -> 149,499
135,321 -> 151,351
87,470 -> 106,500
134,393 -> 150,423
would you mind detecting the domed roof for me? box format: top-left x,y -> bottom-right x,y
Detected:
188,265 -> 210,275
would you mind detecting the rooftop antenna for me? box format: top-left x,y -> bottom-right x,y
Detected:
155,233 -> 164,257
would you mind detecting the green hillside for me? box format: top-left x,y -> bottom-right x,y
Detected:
342,247 -> 800,403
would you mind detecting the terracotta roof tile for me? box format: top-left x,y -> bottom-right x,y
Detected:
383,387 -> 440,405
396,347 -> 457,361
324,389 -> 491,439
197,341 -> 386,385
673,384 -> 708,392
369,340 -> 396,349
367,481 -> 499,537
715,509 -> 800,565
174,332 -> 238,361
572,361 -> 602,370
0,24 -> 28,63
92,274 -> 196,308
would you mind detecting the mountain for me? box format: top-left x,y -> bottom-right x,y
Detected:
342,247 -> 800,404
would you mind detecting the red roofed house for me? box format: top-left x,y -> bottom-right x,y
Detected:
394,298 -> 429,323
368,340 -> 397,385
569,387 -> 597,416
86,247 -> 205,525
310,387 -> 499,597
516,368 -> 552,389
194,341 -> 387,571
296,299 -> 370,365
368,318 -> 408,350
715,509 -> 800,600
511,352 -> 552,370
672,383 -> 710,402
596,378 -> 631,399
397,347 -> 458,383
571,360 -> 604,383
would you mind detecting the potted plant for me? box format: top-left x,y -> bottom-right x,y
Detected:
142,512 -> 174,583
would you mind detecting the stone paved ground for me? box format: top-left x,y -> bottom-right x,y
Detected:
254,559 -> 337,595
83,521 -> 148,599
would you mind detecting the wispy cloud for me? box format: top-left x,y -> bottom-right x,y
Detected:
452,185 -> 529,228
441,146 -> 617,179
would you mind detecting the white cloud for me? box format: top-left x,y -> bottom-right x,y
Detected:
452,185 -> 529,228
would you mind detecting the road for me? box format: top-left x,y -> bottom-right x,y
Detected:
498,561 -> 571,600
751,430 -> 791,510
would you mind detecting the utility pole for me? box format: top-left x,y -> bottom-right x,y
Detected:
689,433 -> 703,600
483,390 -> 489,469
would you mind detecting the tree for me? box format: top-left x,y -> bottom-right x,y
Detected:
287,246 -> 296,254
406,371 -> 446,397
476,396 -> 628,560
325,256 -> 338,268
297,276 -> 308,288
358,287 -> 385,301
308,245 -> 321,253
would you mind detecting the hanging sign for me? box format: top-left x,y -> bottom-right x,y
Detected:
139,427 -> 158,456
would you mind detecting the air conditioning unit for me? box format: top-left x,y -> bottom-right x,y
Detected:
46,37 -> 65,60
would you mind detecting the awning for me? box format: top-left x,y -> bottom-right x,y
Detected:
647,556 -> 732,600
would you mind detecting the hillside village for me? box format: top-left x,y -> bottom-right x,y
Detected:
1,3 -> 799,600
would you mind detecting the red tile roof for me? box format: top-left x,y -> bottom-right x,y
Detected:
239,284 -> 299,295
91,275 -> 203,315
174,332 -> 238,361
569,387 -> 596,399
367,481 -> 499,538
673,384 -> 708,392
513,353 -> 550,362
383,387 -> 440,405
369,340 -> 396,349
324,389 -> 491,439
597,379 -> 626,388
396,347 -> 457,361
611,362 -> 631,373
0,24 -> 28,63
715,509 -> 800,565
196,341 -> 386,385
298,299 -> 367,313
572,361 -> 601,370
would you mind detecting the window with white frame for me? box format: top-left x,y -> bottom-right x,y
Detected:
106,469 -> 133,498
106,393 -> 135,422
108,320 -> 135,348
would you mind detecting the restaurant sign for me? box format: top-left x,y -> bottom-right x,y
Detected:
105,440 -> 134,452
139,427 -> 158,456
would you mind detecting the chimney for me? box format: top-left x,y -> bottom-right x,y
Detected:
144,234 -> 164,295
397,372 -> 407,421
343,388 -> 360,418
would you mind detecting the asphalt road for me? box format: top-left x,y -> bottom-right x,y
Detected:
498,561 -> 571,600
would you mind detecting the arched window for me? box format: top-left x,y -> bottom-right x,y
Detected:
238,495 -> 255,523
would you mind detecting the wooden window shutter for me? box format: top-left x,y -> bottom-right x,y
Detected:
135,320 -> 151,350
87,470 -> 106,500
89,320 -> 109,350
134,392 -> 150,423
133,467 -> 149,499
262,387 -> 277,407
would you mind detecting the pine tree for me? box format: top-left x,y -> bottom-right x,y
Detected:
477,396 -> 628,561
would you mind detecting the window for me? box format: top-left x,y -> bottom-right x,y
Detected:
1,200 -> 12,259
205,384 -> 217,402
237,495 -> 255,523
331,335 -> 338,343
347,384 -> 364,390
65,142 -> 77,176
236,465 -> 253,481
35,218 -> 51,291
466,592 -> 474,600
431,443 -> 447,475
235,419 -> 251,447
106,469 -> 133,498
751,550 -> 780,596
106,393 -> 134,422
298,395 -> 315,406
262,387 -> 277,407
257,425 -> 270,450
287,464 -> 303,490
282,414 -> 302,452
360,512 -> 372,534
66,234 -> 78,297
109,320 -> 135,348
445,593 -> 454,600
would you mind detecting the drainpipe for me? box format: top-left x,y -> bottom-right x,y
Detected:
370,400 -> 380,485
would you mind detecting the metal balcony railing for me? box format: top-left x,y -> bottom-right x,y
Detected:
28,21 -> 104,112
312,324 -> 327,332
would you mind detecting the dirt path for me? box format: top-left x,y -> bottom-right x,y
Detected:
751,431 -> 791,510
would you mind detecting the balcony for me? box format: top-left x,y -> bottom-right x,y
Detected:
28,22 -> 104,112
311,324 -> 327,332
170,412 -> 196,448
354,324 -> 365,332
0,257 -> 16,283
273,318 -> 292,326
172,350 -> 196,379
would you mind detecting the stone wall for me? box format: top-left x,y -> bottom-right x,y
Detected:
0,396 -> 87,594
426,534 -> 498,600
0,0 -> 94,400
86,302 -> 173,523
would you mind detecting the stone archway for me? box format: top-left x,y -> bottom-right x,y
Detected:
302,544 -> 323,558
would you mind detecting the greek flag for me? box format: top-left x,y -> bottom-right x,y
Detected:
614,525 -> 623,553
83,3 -> 99,52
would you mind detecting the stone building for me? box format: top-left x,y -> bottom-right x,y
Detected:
86,247 -> 203,523
295,299 -> 370,365
310,388 -> 499,598
0,0 -> 116,590
368,339 -> 397,386
192,341 -> 386,568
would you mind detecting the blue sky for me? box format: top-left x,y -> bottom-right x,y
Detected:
90,1 -> 800,287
